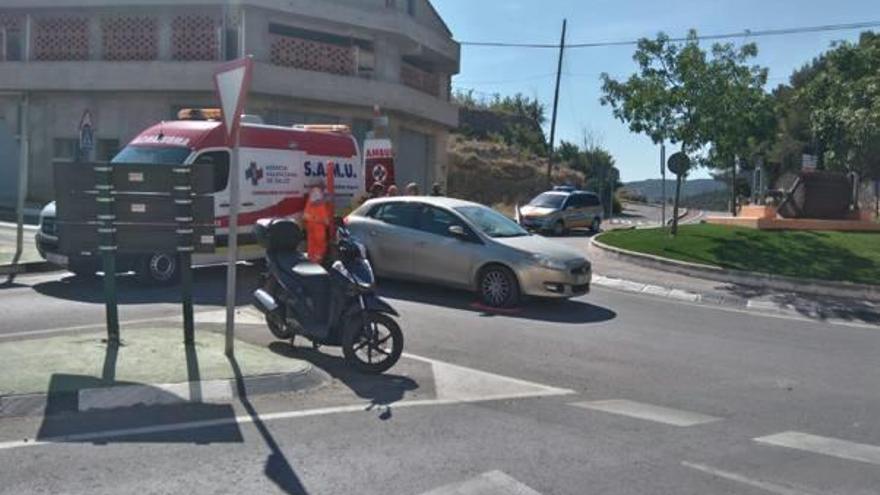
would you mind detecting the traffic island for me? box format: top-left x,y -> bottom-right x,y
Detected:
593,224 -> 880,302
0,329 -> 321,418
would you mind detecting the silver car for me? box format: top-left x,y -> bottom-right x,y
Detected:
346,197 -> 592,307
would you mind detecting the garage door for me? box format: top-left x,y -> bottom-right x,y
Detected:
396,128 -> 433,190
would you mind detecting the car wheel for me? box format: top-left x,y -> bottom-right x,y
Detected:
137,253 -> 180,285
478,265 -> 520,308
590,217 -> 602,233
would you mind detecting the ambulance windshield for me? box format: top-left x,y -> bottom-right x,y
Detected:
112,145 -> 192,165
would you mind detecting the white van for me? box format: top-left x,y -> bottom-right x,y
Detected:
36,114 -> 365,283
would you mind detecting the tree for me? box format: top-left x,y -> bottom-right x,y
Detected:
796,32 -> 880,182
699,42 -> 775,214
600,31 -> 709,234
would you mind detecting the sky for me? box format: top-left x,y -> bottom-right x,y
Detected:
432,0 -> 880,182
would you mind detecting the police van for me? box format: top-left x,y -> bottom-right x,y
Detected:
36,110 -> 367,284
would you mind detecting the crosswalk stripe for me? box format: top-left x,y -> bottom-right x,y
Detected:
682,462 -> 818,495
419,470 -> 542,495
755,431 -> 880,466
570,399 -> 721,426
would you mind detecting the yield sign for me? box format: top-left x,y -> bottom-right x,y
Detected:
213,57 -> 254,144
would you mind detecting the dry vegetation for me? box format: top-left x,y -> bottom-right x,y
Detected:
446,135 -> 584,211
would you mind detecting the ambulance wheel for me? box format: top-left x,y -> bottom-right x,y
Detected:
137,253 -> 180,286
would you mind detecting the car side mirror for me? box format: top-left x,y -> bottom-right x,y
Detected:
448,225 -> 466,238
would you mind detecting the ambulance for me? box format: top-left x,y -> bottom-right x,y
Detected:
36,110 -> 375,284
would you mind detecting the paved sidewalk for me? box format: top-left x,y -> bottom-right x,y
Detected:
0,328 -> 317,417
581,239 -> 880,326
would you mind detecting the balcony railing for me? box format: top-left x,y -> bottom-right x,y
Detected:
401,62 -> 440,97
270,35 -> 356,77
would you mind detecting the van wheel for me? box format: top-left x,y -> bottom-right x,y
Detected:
552,220 -> 566,237
137,253 -> 180,285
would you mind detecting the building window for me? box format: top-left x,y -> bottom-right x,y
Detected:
33,16 -> 90,61
102,16 -> 158,61
0,16 -> 23,62
96,139 -> 120,161
53,138 -> 78,163
172,15 -> 219,61
407,0 -> 417,16
224,26 -> 239,61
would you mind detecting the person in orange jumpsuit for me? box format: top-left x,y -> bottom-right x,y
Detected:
303,186 -> 332,264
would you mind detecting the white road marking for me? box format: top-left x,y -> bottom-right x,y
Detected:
79,380 -> 235,412
570,399 -> 721,427
0,354 -> 573,451
420,470 -> 542,495
0,309 -> 256,339
682,461 -> 818,495
668,289 -> 701,302
0,316 -> 179,339
755,431 -> 880,466
402,353 -> 575,401
747,300 -> 782,311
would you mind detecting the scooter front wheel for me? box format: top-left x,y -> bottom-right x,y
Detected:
342,312 -> 403,374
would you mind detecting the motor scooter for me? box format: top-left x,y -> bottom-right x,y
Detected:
252,218 -> 403,374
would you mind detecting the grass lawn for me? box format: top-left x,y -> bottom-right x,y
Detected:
598,224 -> 880,285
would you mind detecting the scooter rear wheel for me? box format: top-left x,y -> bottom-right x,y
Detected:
342,312 -> 403,374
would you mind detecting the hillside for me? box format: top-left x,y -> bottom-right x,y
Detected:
622,179 -> 727,203
446,135 -> 584,207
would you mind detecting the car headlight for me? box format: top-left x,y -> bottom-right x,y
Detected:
531,254 -> 568,271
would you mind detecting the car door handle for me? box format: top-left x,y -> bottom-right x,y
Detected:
219,202 -> 230,208
242,202 -> 255,207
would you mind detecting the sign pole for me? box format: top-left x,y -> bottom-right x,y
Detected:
176,166 -> 196,345
225,133 -> 240,356
95,164 -> 119,345
213,56 -> 253,358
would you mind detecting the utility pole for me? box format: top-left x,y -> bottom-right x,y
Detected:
546,19 -> 566,186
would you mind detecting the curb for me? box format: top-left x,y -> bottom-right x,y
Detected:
591,236 -> 880,303
0,261 -> 58,276
0,365 -> 325,418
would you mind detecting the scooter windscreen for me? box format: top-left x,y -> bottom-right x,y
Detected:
349,257 -> 375,289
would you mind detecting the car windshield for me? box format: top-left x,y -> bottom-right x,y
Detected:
111,145 -> 192,165
454,205 -> 529,238
528,192 -> 566,209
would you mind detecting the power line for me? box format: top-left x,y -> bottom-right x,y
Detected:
458,20 -> 880,49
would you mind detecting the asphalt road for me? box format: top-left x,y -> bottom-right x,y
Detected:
1,249 -> 879,494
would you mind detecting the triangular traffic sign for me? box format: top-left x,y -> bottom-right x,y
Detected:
213,57 -> 253,144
